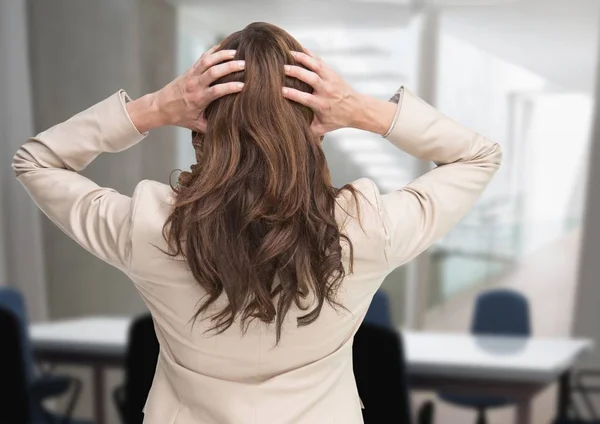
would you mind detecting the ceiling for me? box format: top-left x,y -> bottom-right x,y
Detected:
174,0 -> 600,193
177,0 -> 600,93
443,0 -> 600,92
178,0 -> 413,31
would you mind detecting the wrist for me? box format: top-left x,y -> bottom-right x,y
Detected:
349,94 -> 396,136
125,92 -> 167,134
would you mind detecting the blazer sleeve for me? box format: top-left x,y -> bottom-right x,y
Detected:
11,90 -> 147,271
378,87 -> 503,270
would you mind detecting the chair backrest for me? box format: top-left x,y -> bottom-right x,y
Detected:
0,287 -> 35,383
0,307 -> 30,424
353,323 -> 412,424
471,289 -> 531,336
123,314 -> 160,424
364,290 -> 393,329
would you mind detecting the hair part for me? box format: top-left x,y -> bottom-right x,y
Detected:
163,22 -> 357,342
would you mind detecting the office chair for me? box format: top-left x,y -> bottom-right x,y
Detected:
438,289 -> 531,424
554,421 -> 600,424
353,323 -> 434,424
548,368 -> 600,423
364,290 -> 394,329
113,314 -> 160,424
0,307 -> 30,424
0,287 -> 88,424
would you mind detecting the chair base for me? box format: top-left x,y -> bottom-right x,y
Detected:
34,408 -> 93,424
476,407 -> 487,424
417,400 -> 435,424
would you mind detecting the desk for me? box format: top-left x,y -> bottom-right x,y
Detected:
31,318 -> 593,424
404,331 -> 593,424
30,317 -> 130,424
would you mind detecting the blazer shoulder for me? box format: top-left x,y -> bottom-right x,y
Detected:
129,180 -> 175,254
336,177 -> 382,221
336,178 -> 387,261
132,179 -> 175,221
352,177 -> 382,211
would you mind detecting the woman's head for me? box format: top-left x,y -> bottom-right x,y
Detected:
165,22 -> 355,342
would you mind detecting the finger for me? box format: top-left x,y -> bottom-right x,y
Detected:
193,44 -> 220,67
190,119 -> 207,134
200,44 -> 220,59
304,48 -> 321,61
291,51 -> 322,74
284,65 -> 321,89
194,49 -> 237,74
315,129 -> 326,140
201,60 -> 245,85
282,87 -> 319,109
208,81 -> 245,100
206,44 -> 220,55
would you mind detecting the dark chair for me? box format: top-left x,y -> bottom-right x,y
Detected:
364,290 -> 394,329
113,314 -> 160,424
0,287 -> 88,424
553,421 -> 600,424
438,289 -> 531,424
0,307 -> 30,424
549,369 -> 600,423
353,323 -> 434,424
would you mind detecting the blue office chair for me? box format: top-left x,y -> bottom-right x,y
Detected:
364,290 -> 393,329
438,289 -> 531,424
0,287 -> 90,424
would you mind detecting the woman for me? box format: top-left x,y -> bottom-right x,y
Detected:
13,22 -> 501,424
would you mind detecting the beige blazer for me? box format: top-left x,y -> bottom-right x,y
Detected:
13,87 -> 501,424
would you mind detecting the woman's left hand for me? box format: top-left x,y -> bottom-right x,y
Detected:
127,45 -> 245,134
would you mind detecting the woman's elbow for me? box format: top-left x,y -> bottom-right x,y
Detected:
12,143 -> 37,178
491,142 -> 503,166
480,140 -> 503,172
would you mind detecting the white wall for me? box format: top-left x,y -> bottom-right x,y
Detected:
23,1 -> 178,420
26,0 -> 177,319
519,93 -> 592,253
573,26 -> 600,367
0,0 -> 48,319
433,25 -> 592,289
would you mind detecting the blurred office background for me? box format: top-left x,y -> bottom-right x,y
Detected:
1,0 -> 600,423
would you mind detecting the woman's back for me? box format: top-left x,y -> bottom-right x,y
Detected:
12,22 -> 501,424
130,177 -> 387,423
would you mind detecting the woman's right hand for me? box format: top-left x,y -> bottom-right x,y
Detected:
282,51 -> 362,136
127,45 -> 245,134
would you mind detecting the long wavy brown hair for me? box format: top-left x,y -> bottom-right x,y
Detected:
164,22 -> 356,342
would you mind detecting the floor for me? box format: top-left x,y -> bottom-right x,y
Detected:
412,229 -> 582,424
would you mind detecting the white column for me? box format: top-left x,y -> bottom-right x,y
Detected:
572,24 -> 600,366
405,8 -> 440,329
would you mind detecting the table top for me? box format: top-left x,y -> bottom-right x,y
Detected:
404,331 -> 593,383
30,317 -> 593,382
30,316 -> 130,357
